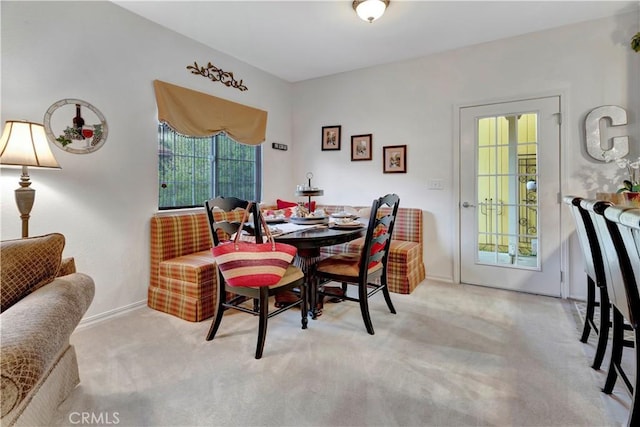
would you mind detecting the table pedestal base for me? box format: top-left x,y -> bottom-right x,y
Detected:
295,248 -> 323,319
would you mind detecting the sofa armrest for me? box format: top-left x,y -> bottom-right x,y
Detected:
0,273 -> 94,417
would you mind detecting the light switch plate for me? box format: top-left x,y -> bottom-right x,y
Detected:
428,179 -> 444,190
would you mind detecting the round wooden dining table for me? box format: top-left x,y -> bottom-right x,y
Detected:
274,225 -> 365,318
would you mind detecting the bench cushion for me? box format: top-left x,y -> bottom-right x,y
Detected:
320,237 -> 423,294
158,250 -> 215,297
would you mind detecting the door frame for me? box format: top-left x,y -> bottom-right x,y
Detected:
452,89 -> 571,298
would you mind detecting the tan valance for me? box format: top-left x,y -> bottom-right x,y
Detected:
153,80 -> 267,145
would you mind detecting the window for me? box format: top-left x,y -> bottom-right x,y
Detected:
158,123 -> 262,209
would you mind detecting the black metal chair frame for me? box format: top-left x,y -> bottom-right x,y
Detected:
564,196 -> 610,370
204,196 -> 307,359
316,193 -> 400,335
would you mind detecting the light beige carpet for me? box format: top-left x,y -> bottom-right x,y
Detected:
52,280 -> 619,427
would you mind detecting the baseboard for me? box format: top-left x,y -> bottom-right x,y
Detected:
77,300 -> 147,329
425,274 -> 454,284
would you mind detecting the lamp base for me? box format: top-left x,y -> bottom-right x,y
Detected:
15,165 -> 35,238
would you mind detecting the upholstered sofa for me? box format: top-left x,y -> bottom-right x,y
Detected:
148,204 -> 425,321
1,233 -> 95,427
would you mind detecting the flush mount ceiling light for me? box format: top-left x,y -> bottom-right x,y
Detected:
353,0 -> 389,23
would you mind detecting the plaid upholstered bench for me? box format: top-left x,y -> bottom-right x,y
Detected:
149,212 -> 217,322
317,205 -> 425,294
149,210 -> 247,322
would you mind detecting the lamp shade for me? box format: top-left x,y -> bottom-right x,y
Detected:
0,121 -> 60,168
354,0 -> 388,23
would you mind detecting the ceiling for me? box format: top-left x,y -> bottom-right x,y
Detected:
113,0 -> 639,83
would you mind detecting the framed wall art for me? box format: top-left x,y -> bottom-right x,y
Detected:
383,145 -> 407,173
43,98 -> 108,154
351,134 -> 372,161
321,125 -> 341,151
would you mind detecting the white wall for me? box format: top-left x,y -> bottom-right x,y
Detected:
291,12 -> 639,294
0,1 -> 296,320
1,2 -> 638,321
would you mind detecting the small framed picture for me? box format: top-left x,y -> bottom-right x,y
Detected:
351,134 -> 372,161
322,125 -> 341,151
383,145 -> 407,173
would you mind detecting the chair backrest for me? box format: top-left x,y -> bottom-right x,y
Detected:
204,197 -> 263,247
359,194 -> 400,278
563,196 -> 605,285
583,198 -> 631,319
606,206 -> 640,327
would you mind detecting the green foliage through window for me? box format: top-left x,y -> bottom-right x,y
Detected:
158,123 -> 262,209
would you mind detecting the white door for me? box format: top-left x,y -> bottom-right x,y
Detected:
459,97 -> 561,296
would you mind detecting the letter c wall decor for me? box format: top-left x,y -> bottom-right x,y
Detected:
585,105 -> 629,162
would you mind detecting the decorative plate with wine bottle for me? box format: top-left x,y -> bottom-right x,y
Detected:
44,98 -> 108,154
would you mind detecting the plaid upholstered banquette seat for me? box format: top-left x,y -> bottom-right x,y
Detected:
317,205 -> 425,295
149,210 -> 244,322
149,206 -> 425,321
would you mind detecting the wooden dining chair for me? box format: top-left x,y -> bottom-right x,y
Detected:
204,196 -> 307,359
315,193 -> 400,335
603,206 -> 640,425
563,196 -> 610,370
583,199 -> 636,397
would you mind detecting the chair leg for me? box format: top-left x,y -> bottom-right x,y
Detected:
206,283 -> 227,341
581,276 -> 596,343
300,282 -> 308,330
592,285 -> 610,370
381,276 -> 396,315
255,288 -> 269,359
629,329 -> 640,426
359,281 -> 375,335
603,308 -> 625,394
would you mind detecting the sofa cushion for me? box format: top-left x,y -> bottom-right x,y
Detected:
1,233 -> 65,312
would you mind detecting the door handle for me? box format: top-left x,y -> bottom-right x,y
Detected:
462,201 -> 475,208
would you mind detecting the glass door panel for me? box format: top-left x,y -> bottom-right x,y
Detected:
476,113 -> 539,270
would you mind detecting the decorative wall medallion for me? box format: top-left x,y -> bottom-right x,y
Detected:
44,99 -> 108,154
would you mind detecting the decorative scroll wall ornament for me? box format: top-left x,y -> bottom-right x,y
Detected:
584,105 -> 629,162
186,61 -> 248,91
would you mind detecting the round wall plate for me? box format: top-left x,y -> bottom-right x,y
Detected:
44,98 -> 108,154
